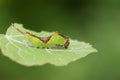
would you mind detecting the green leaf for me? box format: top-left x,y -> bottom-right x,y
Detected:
0,23 -> 97,66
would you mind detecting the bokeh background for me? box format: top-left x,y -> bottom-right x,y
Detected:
0,0 -> 120,80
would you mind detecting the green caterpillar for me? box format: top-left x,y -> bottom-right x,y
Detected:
13,24 -> 70,49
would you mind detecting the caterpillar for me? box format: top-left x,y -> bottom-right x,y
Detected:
12,24 -> 70,49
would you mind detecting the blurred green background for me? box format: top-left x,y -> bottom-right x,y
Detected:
0,0 -> 120,80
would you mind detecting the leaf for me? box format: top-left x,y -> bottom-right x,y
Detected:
0,23 -> 97,66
